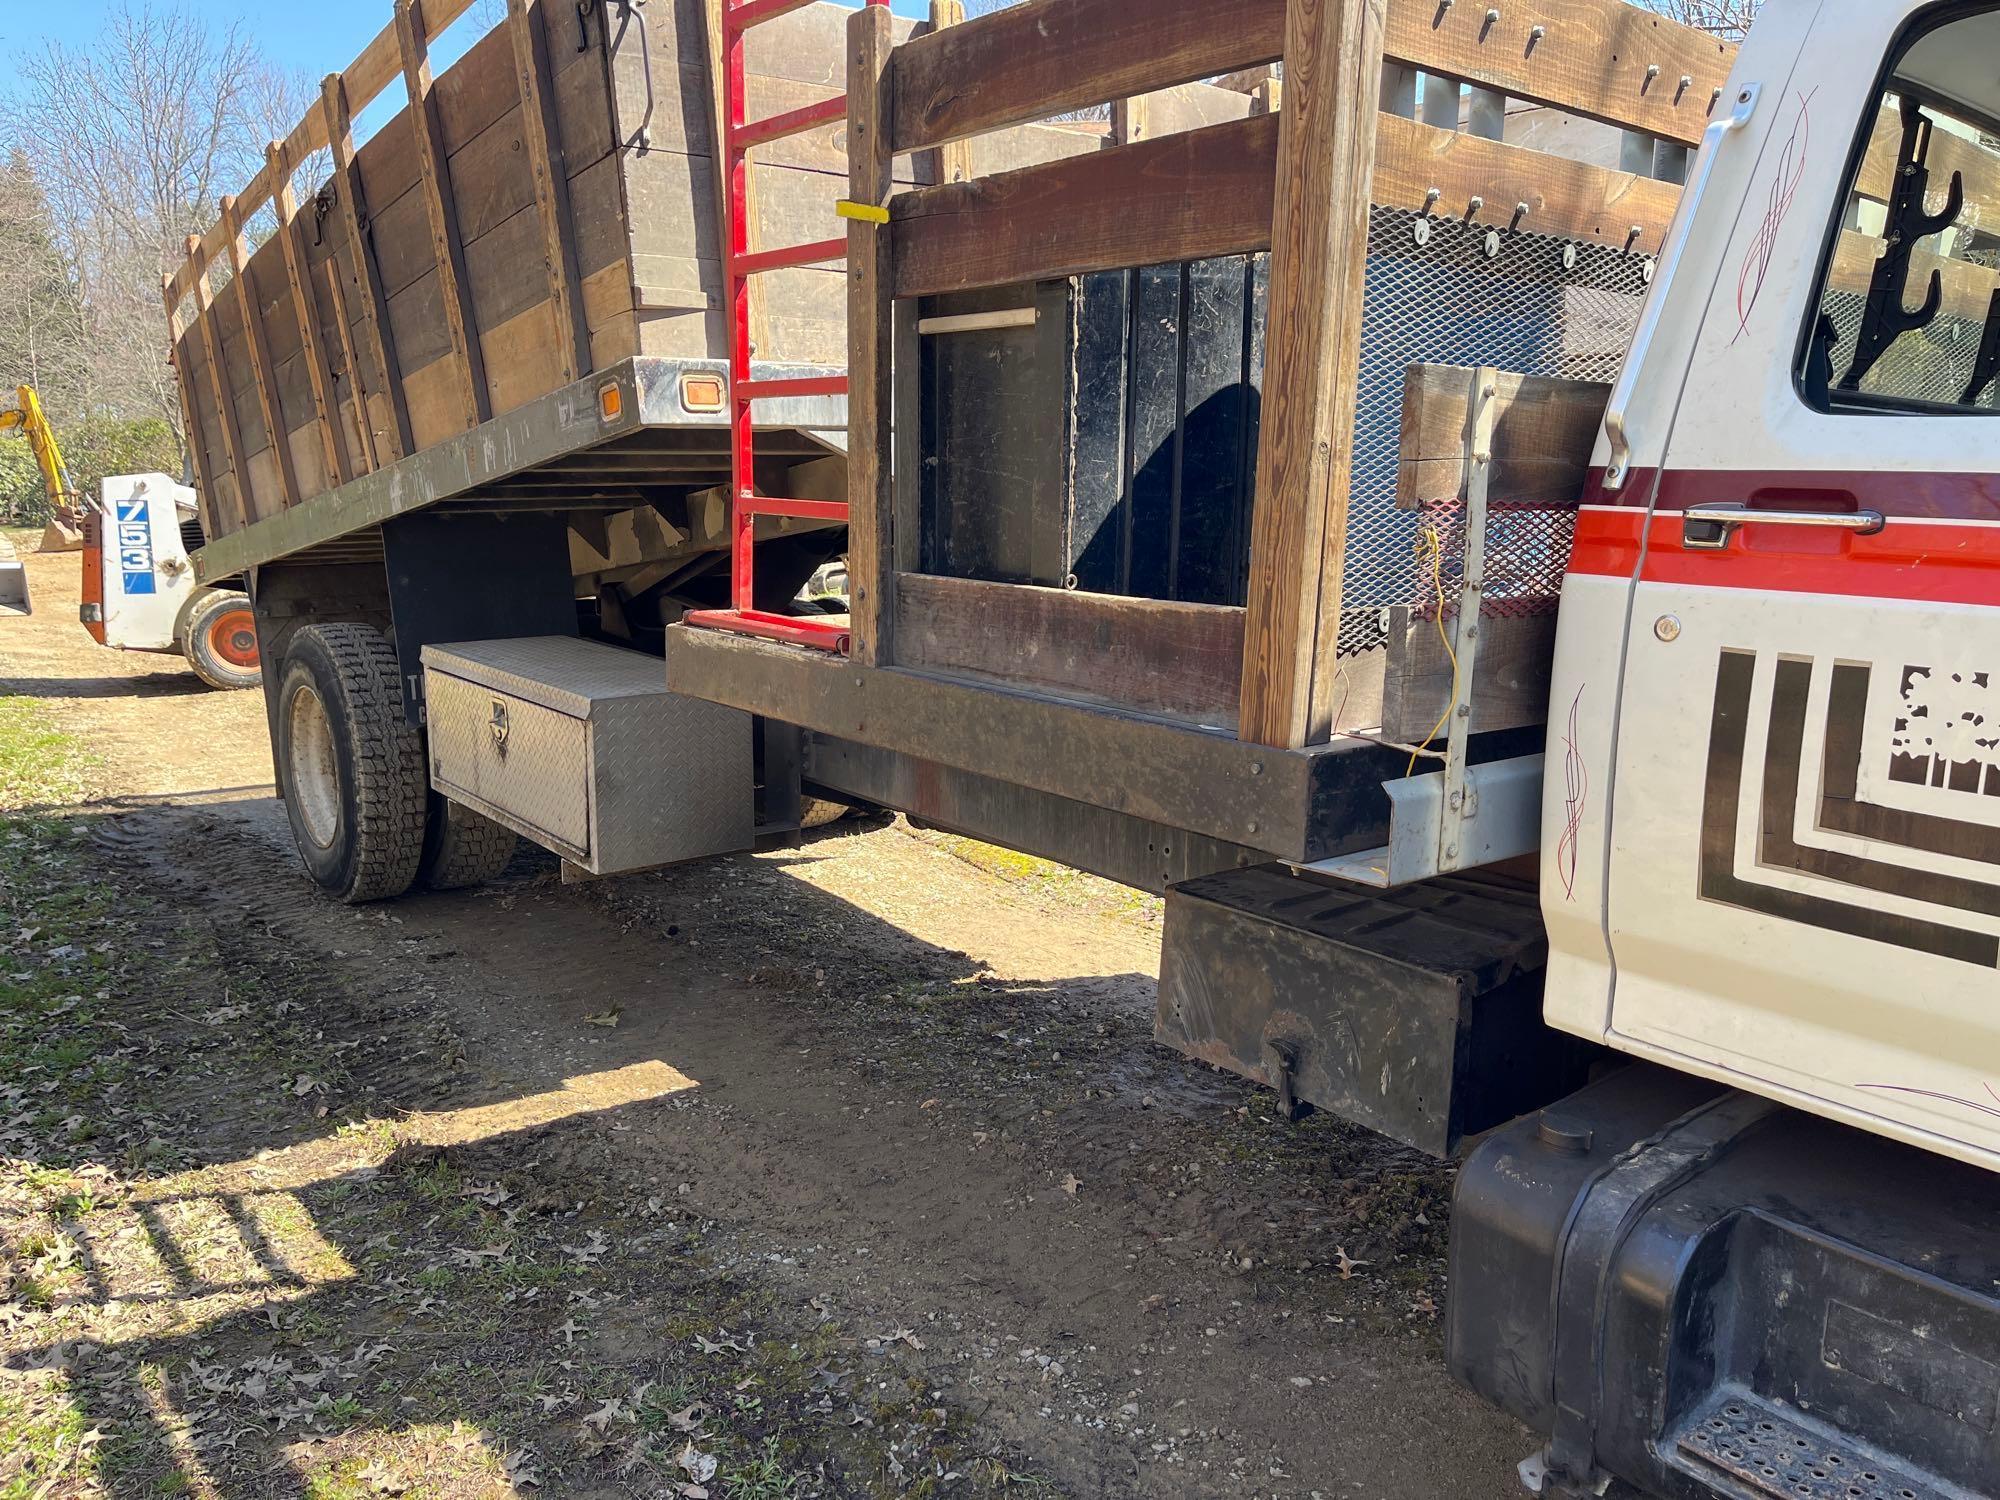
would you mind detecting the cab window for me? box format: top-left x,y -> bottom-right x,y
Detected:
1803,5 -> 2000,414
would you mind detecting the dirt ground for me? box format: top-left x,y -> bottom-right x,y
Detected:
2,535 -> 1534,1499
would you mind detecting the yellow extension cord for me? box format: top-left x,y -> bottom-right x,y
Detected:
1408,523 -> 1461,776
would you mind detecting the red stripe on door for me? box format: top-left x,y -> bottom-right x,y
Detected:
1584,467 -> 2000,522
1569,506 -> 2000,607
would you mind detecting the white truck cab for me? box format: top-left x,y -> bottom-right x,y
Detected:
1548,0 -> 2000,1173
1448,7 -> 2000,1495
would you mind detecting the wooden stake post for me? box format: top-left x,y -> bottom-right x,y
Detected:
267,141 -> 351,490
222,192 -> 303,513
187,235 -> 252,532
321,71 -> 411,463
508,0 -> 591,384
395,0 -> 489,433
1238,0 -> 1386,749
846,5 -> 896,667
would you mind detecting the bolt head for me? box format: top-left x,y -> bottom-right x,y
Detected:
1654,614 -> 1682,643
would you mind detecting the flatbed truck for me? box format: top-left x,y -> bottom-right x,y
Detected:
171,0 -> 2000,1492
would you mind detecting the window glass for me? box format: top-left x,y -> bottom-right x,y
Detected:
1805,7 -> 2000,413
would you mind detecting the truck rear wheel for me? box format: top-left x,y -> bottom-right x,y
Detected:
418,795 -> 518,890
182,589 -> 261,690
276,623 -> 427,904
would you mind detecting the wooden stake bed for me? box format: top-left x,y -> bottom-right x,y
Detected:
167,0 -> 1101,564
662,0 -> 1760,859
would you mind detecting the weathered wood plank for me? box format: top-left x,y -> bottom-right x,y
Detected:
1396,366 -> 1609,510
897,573 -> 1246,724
161,278 -> 223,539
223,194 -> 301,512
892,104 -> 1681,300
317,258 -> 379,474
1382,609 -> 1558,742
1238,0 -> 1385,749
508,0 -> 590,383
165,0 -> 485,308
890,0 -> 1279,154
925,2 -> 974,186
323,71 -> 413,460
396,0 -> 489,432
892,113 -> 1277,299
888,0 -> 1731,155
269,141 -> 352,489
847,4 -> 895,667
1372,112 -> 1681,253
187,236 -> 252,533
666,623 -> 1407,865
1383,0 -> 1732,149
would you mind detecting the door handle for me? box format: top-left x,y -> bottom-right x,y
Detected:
1681,503 -> 1886,550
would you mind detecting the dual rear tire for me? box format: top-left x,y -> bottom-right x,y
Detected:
275,623 -> 515,903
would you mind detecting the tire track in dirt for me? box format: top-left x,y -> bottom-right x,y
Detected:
117,796 -> 1532,1497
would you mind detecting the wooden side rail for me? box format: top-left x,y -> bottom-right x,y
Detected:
892,114 -> 1280,299
164,0 -> 622,538
164,0 -> 483,311
888,0 -> 1733,156
892,108 -> 1688,302
850,0 -> 1733,750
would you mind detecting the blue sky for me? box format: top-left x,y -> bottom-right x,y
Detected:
11,0 -> 935,84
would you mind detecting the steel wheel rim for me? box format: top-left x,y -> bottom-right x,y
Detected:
287,682 -> 341,850
208,609 -> 259,669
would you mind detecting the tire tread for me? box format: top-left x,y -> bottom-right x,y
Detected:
293,623 -> 427,904
420,800 -> 518,890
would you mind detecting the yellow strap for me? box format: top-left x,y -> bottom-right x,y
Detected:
835,199 -> 890,225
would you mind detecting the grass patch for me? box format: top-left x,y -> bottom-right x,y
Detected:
0,1385 -> 96,1499
0,695 -> 95,810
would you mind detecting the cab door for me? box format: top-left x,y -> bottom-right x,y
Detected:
1574,0 -> 2000,1171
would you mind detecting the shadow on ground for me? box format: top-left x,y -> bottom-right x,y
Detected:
5,803 -> 1118,1498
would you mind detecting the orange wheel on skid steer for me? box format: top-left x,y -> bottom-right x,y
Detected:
182,589 -> 262,690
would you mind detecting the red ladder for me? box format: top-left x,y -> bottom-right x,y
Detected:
683,0 -> 888,655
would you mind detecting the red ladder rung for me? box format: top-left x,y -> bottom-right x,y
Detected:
735,374 -> 848,401
740,495 -> 849,522
733,94 -> 845,151
724,0 -> 820,33
732,237 -> 845,276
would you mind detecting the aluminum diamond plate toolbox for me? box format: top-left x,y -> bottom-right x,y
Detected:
422,636 -> 752,875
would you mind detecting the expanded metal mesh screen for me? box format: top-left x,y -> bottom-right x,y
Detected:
1821,288 -> 2000,411
1338,208 -> 1653,656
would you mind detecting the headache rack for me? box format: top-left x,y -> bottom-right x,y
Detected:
668,0 -> 1735,878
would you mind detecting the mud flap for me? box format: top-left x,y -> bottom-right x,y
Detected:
1447,1064 -> 2000,1499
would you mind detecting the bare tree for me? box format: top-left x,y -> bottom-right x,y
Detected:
1640,0 -> 1760,38
0,154 -> 90,415
0,3 -> 298,435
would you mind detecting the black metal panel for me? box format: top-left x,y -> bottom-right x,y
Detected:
919,256 -> 1267,604
1156,864 -> 1595,1155
1448,1066 -> 2000,1500
916,286 -> 1064,584
381,509 -> 577,726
